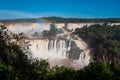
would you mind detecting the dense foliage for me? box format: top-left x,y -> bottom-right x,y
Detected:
0,39 -> 51,80
74,24 -> 120,63
41,17 -> 120,23
42,23 -> 61,36
1,17 -> 120,23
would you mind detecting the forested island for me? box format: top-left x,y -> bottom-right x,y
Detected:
0,23 -> 120,80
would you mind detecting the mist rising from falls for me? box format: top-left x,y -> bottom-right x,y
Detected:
28,38 -> 91,68
6,23 -> 50,37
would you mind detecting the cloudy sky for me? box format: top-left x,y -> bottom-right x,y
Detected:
0,0 -> 120,19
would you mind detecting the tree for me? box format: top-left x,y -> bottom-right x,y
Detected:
48,23 -> 58,36
76,62 -> 113,80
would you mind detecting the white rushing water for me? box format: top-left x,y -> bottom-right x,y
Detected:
29,39 -> 69,59
28,38 -> 91,68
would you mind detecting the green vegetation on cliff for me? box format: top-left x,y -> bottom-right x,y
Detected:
74,24 -> 120,63
42,23 -> 60,36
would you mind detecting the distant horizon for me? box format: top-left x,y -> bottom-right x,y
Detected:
1,16 -> 120,20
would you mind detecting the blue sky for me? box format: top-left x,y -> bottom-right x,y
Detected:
0,0 -> 120,19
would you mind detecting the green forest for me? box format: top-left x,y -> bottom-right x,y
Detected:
1,17 -> 120,23
74,24 -> 120,63
0,24 -> 120,80
41,17 -> 120,23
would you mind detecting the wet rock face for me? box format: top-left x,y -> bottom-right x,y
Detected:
68,41 -> 82,60
68,46 -> 81,60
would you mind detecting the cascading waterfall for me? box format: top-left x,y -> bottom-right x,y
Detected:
28,38 -> 91,68
29,39 -> 71,59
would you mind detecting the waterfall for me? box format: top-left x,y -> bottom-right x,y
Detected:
28,38 -> 91,68
4,22 -> 92,69
29,39 -> 70,59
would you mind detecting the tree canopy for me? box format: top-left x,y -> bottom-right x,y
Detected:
74,24 -> 120,63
